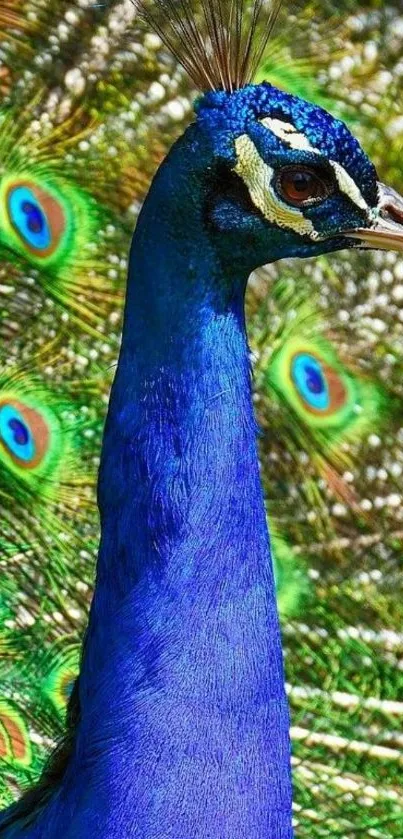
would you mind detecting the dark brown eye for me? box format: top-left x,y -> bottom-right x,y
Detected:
276,167 -> 332,206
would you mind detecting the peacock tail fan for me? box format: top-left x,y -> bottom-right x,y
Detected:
0,2 -> 194,790
0,702 -> 32,772
0,107 -> 127,333
0,0 -> 193,341
0,360 -> 100,664
251,272 -> 397,525
0,699 -> 38,804
0,364 -> 92,523
247,253 -> 403,833
40,645 -> 80,721
0,640 -> 79,728
0,641 -> 81,803
265,315 -> 386,468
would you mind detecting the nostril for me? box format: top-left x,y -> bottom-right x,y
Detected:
378,184 -> 403,226
381,201 -> 403,226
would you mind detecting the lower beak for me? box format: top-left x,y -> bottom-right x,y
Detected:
342,183 -> 403,252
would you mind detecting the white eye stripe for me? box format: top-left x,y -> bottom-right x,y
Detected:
234,134 -> 321,241
261,117 -> 314,152
329,160 -> 369,212
260,116 -> 370,214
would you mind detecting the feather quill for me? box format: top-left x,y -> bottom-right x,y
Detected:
133,0 -> 284,92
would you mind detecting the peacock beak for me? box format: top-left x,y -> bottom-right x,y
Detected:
342,183 -> 403,252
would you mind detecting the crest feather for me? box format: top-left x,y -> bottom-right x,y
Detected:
134,0 -> 283,92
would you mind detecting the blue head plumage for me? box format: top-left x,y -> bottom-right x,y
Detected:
187,82 -> 386,269
204,84 -> 374,217
135,78 -> 402,305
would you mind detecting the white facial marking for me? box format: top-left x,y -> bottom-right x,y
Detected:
261,117 -> 315,152
234,134 -> 321,240
260,117 -> 370,214
329,160 -> 369,212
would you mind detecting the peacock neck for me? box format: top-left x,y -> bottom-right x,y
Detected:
64,131 -> 293,837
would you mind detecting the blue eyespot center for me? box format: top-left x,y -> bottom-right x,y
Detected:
0,405 -> 36,462
292,353 -> 330,411
8,186 -> 51,251
21,200 -> 45,234
304,363 -> 325,395
8,418 -> 29,447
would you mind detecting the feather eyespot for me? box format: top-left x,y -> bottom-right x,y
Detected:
0,400 -> 50,469
6,181 -> 66,257
0,701 -> 32,767
267,334 -> 382,447
42,648 -> 80,717
291,352 -> 347,416
267,338 -> 362,432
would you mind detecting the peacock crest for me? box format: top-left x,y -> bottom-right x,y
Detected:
134,0 -> 283,92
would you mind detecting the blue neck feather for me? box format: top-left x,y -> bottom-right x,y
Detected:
10,122 -> 294,838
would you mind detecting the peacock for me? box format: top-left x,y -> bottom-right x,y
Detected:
0,0 -> 402,836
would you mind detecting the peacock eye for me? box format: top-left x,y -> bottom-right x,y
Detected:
276,166 -> 333,206
0,700 -> 32,768
7,185 -> 51,251
5,181 -> 66,258
291,353 -> 331,412
43,648 -> 80,717
0,404 -> 36,463
0,400 -> 50,468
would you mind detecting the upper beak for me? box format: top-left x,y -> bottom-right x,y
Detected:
342,183 -> 403,252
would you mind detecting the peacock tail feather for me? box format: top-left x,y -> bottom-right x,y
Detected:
0,0 -> 402,835
250,267 -> 403,834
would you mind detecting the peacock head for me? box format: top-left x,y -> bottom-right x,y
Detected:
192,82 -> 403,271
135,0 -> 403,277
